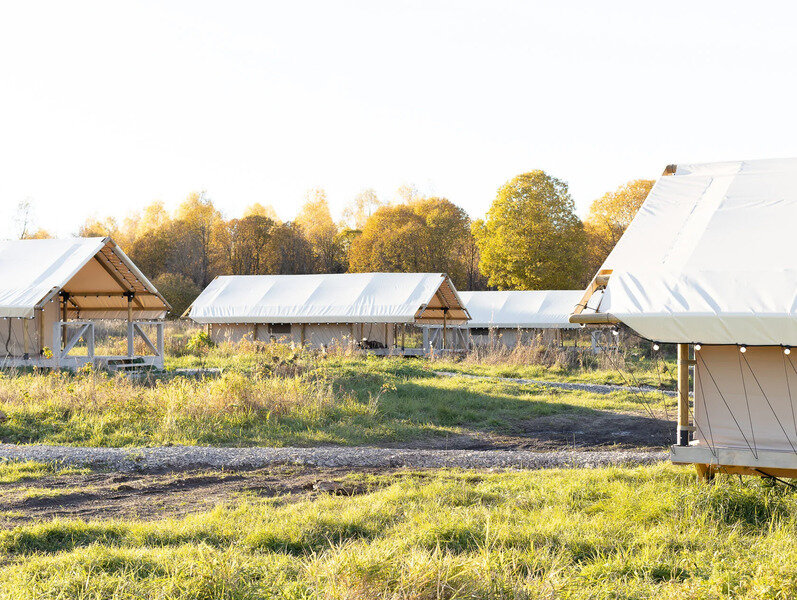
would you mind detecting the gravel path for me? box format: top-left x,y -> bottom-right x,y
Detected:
435,370 -> 677,396
0,444 -> 667,473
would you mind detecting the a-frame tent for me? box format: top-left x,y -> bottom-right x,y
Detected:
571,158 -> 797,479
0,237 -> 170,368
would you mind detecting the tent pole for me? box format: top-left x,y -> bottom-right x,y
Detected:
677,343 -> 692,446
401,324 -> 405,352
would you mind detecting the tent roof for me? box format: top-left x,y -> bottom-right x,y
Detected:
586,158 -> 797,345
0,237 -> 169,319
186,273 -> 469,325
460,290 -> 582,329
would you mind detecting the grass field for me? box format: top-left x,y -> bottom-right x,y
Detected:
0,345 -> 674,447
0,462 -> 795,599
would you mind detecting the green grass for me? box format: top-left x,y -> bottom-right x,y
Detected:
0,352 -> 672,447
0,460 -> 88,484
432,355 -> 677,389
1,465 -> 796,598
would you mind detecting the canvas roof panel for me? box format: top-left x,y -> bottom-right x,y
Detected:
0,237 -> 168,319
187,273 -> 469,325
460,290 -> 582,329
591,158 -> 797,345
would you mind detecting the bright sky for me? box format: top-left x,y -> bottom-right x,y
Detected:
2,1 -> 797,238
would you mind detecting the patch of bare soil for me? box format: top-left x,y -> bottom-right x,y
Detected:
390,410 -> 672,451
0,466 -> 385,530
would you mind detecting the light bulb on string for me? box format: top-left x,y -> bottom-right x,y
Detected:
740,345 -> 747,353
694,344 -> 702,351
785,346 -> 792,356
652,343 -> 660,351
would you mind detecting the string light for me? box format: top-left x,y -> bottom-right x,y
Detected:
785,346 -> 792,356
611,326 -> 620,337
652,343 -> 660,351
694,344 -> 702,351
740,345 -> 747,353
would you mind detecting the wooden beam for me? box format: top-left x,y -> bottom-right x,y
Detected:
569,313 -> 620,325
92,256 -> 145,310
570,269 -> 613,323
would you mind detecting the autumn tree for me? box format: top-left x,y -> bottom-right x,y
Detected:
267,222 -> 315,274
343,189 -> 381,229
295,189 -> 342,273
584,179 -> 654,278
474,170 -> 586,290
152,273 -> 200,318
222,215 -> 277,275
348,197 -> 475,288
243,203 -> 280,222
78,216 -> 120,239
349,205 -> 427,274
175,191 -> 223,287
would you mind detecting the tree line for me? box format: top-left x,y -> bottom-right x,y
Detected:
17,172 -> 653,317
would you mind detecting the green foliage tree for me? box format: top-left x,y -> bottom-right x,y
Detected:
152,272 -> 201,319
474,170 -> 586,290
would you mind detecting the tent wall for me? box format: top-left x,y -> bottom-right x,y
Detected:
469,327 -> 562,348
694,345 -> 797,453
0,318 -> 36,358
210,322 -> 395,349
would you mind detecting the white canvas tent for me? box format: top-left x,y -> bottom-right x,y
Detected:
0,237 -> 170,369
426,290 -> 582,350
185,273 -> 469,352
571,158 -> 797,478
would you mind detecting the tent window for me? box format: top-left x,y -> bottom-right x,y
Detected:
470,327 -> 489,336
270,324 -> 292,335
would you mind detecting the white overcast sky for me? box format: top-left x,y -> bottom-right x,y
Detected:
2,1 -> 797,237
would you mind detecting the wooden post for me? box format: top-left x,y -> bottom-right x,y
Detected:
127,293 -> 134,357
677,343 -> 691,446
401,324 -> 405,352
442,310 -> 447,351
384,323 -> 389,350
36,307 -> 44,356
60,293 -> 68,351
300,323 -> 306,346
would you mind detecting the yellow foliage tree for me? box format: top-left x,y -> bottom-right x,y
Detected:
473,170 -> 586,290
243,203 -> 280,222
296,189 -> 341,272
584,179 -> 654,279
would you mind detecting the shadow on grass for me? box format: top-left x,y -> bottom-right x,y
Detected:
343,376 -> 673,449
